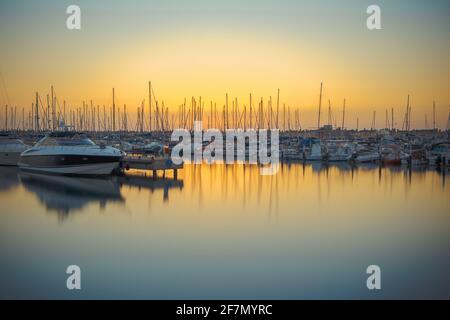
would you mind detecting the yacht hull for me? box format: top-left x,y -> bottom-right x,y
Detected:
0,152 -> 22,166
327,156 -> 352,162
18,161 -> 120,176
356,153 -> 380,163
383,159 -> 401,165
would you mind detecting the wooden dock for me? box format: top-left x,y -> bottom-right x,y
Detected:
121,155 -> 183,179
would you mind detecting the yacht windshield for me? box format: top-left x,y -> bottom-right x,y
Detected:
0,139 -> 23,145
36,134 -> 96,147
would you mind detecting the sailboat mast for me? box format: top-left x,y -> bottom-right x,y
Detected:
317,82 -> 322,129
112,88 -> 116,132
391,108 -> 394,131
35,92 -> 39,131
328,99 -> 331,126
406,94 -> 410,131
433,100 -> 436,130
276,88 -> 280,129
249,93 -> 252,129
149,81 -> 152,132
226,93 -> 229,130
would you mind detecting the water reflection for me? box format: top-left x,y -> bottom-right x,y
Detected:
18,172 -> 124,219
15,170 -> 185,219
0,164 -> 446,215
0,167 -> 20,191
175,163 -> 449,219
118,173 -> 184,202
0,163 -> 449,299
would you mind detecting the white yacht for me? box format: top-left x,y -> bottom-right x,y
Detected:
355,151 -> 380,163
18,131 -> 124,175
325,141 -> 354,162
0,134 -> 29,166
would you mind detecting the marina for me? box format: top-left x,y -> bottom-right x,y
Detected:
0,81 -> 448,176
1,127 -> 448,173
1,0 -> 449,302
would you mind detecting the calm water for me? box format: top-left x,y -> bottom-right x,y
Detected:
0,163 -> 449,299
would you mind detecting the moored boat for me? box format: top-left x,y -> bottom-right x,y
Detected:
355,151 -> 380,163
18,131 -> 124,176
0,133 -> 30,166
325,141 -> 354,162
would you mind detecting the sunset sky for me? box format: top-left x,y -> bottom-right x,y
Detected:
0,0 -> 449,129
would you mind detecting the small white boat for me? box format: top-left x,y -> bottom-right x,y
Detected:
0,134 -> 29,166
355,151 -> 380,163
325,141 -> 354,162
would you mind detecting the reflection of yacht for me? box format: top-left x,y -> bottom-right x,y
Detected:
18,172 -> 123,215
18,131 -> 124,175
0,134 -> 29,166
0,166 -> 20,191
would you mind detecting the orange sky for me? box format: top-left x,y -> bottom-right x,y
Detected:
0,0 -> 449,129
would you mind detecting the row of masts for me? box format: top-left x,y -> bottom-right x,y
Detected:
1,82 -> 446,132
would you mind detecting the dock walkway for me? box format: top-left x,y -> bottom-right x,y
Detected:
121,155 -> 183,179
